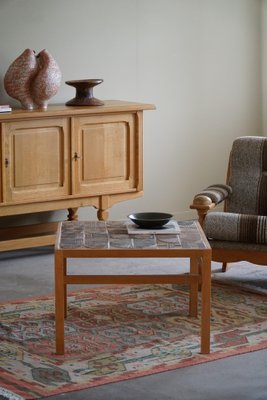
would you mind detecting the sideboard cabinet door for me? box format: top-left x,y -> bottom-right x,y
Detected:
71,113 -> 143,196
2,118 -> 70,203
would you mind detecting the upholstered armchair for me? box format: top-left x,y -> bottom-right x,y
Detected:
190,136 -> 267,271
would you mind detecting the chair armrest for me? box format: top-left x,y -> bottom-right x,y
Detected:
193,184 -> 232,206
190,184 -> 232,226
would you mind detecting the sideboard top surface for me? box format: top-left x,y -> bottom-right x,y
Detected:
0,100 -> 156,121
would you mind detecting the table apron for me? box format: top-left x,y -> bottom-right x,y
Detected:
57,248 -> 211,258
63,273 -> 200,285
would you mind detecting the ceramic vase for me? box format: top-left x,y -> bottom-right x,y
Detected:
4,49 -> 62,110
32,49 -> 62,110
65,79 -> 104,106
4,49 -> 38,110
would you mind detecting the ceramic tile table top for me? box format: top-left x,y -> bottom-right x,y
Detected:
54,220 -> 211,355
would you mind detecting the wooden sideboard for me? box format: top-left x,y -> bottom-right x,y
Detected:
0,100 -> 155,251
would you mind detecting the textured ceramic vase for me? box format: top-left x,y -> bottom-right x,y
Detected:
4,49 -> 62,110
32,49 -> 62,110
4,49 -> 38,110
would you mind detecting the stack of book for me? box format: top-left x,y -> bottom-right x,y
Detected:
0,104 -> 12,113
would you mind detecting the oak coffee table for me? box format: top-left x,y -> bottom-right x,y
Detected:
54,220 -> 211,355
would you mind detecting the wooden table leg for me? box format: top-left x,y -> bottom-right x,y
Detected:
189,257 -> 199,317
63,258 -> 67,318
55,250 -> 65,355
200,252 -> 211,354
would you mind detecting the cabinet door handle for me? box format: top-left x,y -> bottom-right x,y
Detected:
5,158 -> 9,168
73,152 -> 81,161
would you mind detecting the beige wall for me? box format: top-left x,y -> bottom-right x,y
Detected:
262,0 -> 267,135
0,0 -> 262,222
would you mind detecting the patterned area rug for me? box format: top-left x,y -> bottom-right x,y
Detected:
1,283 -> 267,400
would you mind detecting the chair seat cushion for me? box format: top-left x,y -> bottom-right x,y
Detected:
204,212 -> 267,244
209,239 -> 267,251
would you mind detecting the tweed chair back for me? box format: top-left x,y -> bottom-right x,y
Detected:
226,136 -> 267,216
